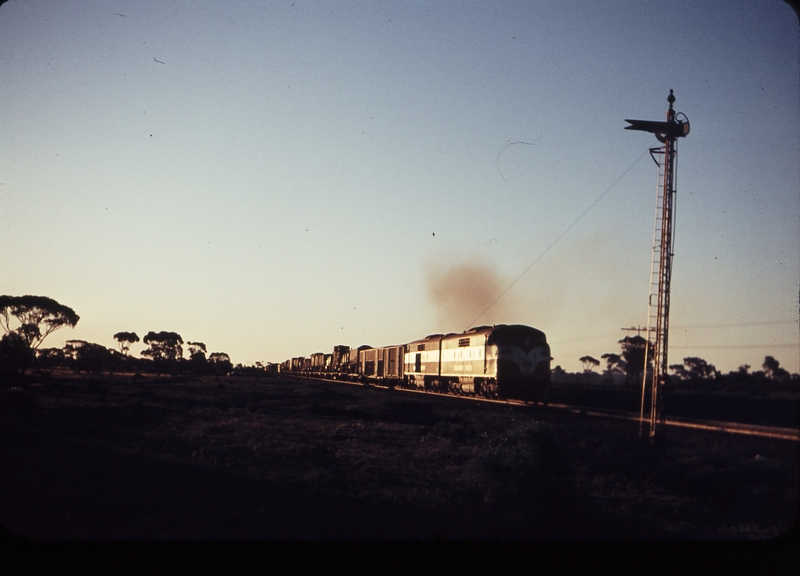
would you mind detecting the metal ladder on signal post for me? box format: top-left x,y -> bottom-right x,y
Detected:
640,144 -> 674,439
625,90 -> 690,442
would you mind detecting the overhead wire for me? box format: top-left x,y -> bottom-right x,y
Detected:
465,148 -> 650,330
672,320 -> 796,329
670,344 -> 798,349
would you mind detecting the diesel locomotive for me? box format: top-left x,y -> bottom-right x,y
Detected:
281,324 -> 550,402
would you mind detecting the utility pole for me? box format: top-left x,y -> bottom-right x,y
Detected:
621,326 -> 649,337
625,90 -> 690,442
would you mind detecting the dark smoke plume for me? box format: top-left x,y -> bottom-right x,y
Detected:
425,258 -> 516,330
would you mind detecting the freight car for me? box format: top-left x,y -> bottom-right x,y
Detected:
282,324 -> 550,402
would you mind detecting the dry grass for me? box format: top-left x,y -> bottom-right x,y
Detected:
0,372 -> 797,540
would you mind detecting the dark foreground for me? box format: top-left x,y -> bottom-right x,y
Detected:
0,372 -> 797,541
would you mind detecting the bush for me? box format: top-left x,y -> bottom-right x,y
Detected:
465,420 -> 564,516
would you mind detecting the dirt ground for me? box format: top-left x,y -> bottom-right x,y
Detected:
0,372 -> 797,542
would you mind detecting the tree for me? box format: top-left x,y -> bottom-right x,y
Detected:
63,340 -> 112,374
669,363 -> 689,380
601,353 -> 625,373
37,347 -> 67,369
187,341 -> 207,362
187,341 -> 208,373
0,295 -> 79,349
669,357 -> 719,390
208,352 -> 232,374
579,355 -> 600,373
682,357 -> 717,381
762,356 -> 789,381
0,332 -> 35,383
141,331 -> 183,363
618,336 -> 652,388
113,332 -> 140,356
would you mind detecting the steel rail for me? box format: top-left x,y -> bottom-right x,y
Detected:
290,374 -> 799,442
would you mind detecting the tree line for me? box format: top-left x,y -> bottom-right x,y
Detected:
0,295 -> 236,382
2,294 -> 795,393
569,335 -> 798,395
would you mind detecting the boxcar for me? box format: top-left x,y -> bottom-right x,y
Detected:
359,344 -> 404,385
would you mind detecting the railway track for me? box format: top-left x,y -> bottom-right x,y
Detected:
291,374 -> 800,442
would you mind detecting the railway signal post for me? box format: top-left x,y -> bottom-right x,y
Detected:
625,90 -> 690,442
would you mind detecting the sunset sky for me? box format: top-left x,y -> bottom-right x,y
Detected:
1,0 -> 798,374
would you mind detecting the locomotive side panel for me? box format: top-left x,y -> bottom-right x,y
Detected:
403,335 -> 443,388
440,327 -> 494,378
439,327 -> 495,393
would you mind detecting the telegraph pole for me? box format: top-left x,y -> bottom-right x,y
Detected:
625,90 -> 690,442
621,326 -> 649,337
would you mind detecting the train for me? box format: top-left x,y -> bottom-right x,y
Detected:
279,324 -> 551,402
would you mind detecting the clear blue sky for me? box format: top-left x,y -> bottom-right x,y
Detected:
1,0 -> 798,374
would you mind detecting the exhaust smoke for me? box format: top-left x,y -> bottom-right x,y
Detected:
425,258 -> 516,330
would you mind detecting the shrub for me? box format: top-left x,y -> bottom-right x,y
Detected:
465,420 -> 564,515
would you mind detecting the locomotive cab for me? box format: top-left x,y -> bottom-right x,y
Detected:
487,324 -> 550,402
